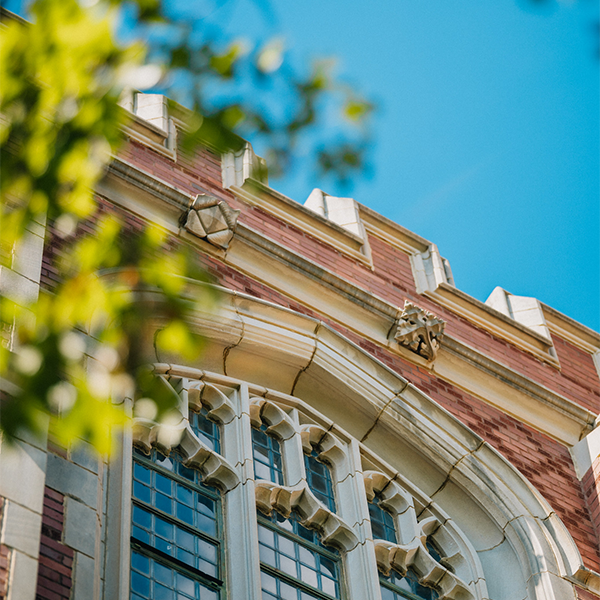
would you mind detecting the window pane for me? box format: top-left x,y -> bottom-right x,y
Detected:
380,569 -> 439,600
131,450 -> 223,600
369,496 -> 397,544
252,425 -> 284,485
304,451 -> 335,513
258,513 -> 340,599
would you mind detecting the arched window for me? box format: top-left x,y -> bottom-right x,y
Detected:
368,495 -> 396,543
131,447 -> 223,600
258,511 -> 341,600
252,423 -> 284,484
304,447 -> 336,512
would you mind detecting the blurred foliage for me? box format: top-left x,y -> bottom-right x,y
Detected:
0,0 -> 373,452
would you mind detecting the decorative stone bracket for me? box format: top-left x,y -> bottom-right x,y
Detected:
394,301 -> 446,361
182,194 -> 240,249
133,418 -> 239,491
374,539 -> 473,600
255,480 -> 358,552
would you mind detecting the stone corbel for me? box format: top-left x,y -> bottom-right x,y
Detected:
373,539 -> 474,600
187,380 -> 237,424
249,398 -> 297,441
182,194 -> 240,249
394,301 -> 445,361
255,480 -> 358,552
132,421 -> 239,491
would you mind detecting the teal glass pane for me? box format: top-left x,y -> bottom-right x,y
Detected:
130,551 -> 219,600
380,569 -> 438,600
304,450 -> 335,512
190,408 -> 221,454
258,512 -> 340,599
252,425 -> 284,484
131,449 -> 223,600
368,496 -> 396,543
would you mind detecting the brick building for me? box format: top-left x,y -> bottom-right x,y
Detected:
0,93 -> 599,600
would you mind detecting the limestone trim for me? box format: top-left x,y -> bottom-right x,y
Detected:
299,424 -> 348,478
425,283 -> 559,367
148,278 -> 595,445
97,164 -> 596,444
230,179 -> 373,267
363,471 -> 477,600
155,332 -> 592,599
248,397 -> 296,441
221,142 -> 268,188
394,301 -> 446,361
436,337 -> 596,443
110,98 -> 587,369
541,303 -> 600,381
181,193 -> 240,249
248,399 -> 358,551
254,481 -> 358,552
187,380 -> 237,425
541,303 -> 600,354
118,93 -> 177,160
132,376 -> 238,491
485,287 -> 553,342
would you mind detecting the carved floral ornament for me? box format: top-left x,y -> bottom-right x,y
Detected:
394,301 -> 446,361
182,193 -> 240,249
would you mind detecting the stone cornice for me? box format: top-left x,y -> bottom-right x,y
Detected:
358,203 -> 431,254
425,283 -> 559,367
438,337 -> 596,437
100,157 -> 598,445
541,303 -> 600,354
230,179 -> 372,266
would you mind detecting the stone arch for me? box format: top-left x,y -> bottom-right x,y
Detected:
140,286 -> 591,599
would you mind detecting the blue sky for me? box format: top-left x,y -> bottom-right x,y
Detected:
211,0 -> 599,332
8,0 -> 598,330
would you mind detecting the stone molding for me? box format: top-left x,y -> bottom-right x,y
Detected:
249,398 -> 359,552
394,301 -> 446,361
254,480 -> 358,552
131,375 -> 239,491
230,180 -> 373,267
221,142 -> 268,188
119,92 -> 178,160
149,300 -> 594,599
110,101 -> 600,372
485,287 -> 553,342
98,161 -> 597,444
363,471 -> 476,600
182,194 -> 240,249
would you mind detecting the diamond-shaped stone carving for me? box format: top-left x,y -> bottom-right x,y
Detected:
183,194 -> 240,249
394,301 -> 445,361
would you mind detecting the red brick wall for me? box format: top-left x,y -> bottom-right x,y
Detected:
41,134 -> 600,577
36,487 -> 73,600
199,258 -> 600,571
0,498 -> 9,600
582,455 -> 600,545
551,335 -> 600,414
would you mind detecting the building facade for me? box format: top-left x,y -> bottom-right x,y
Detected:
0,94 -> 599,600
